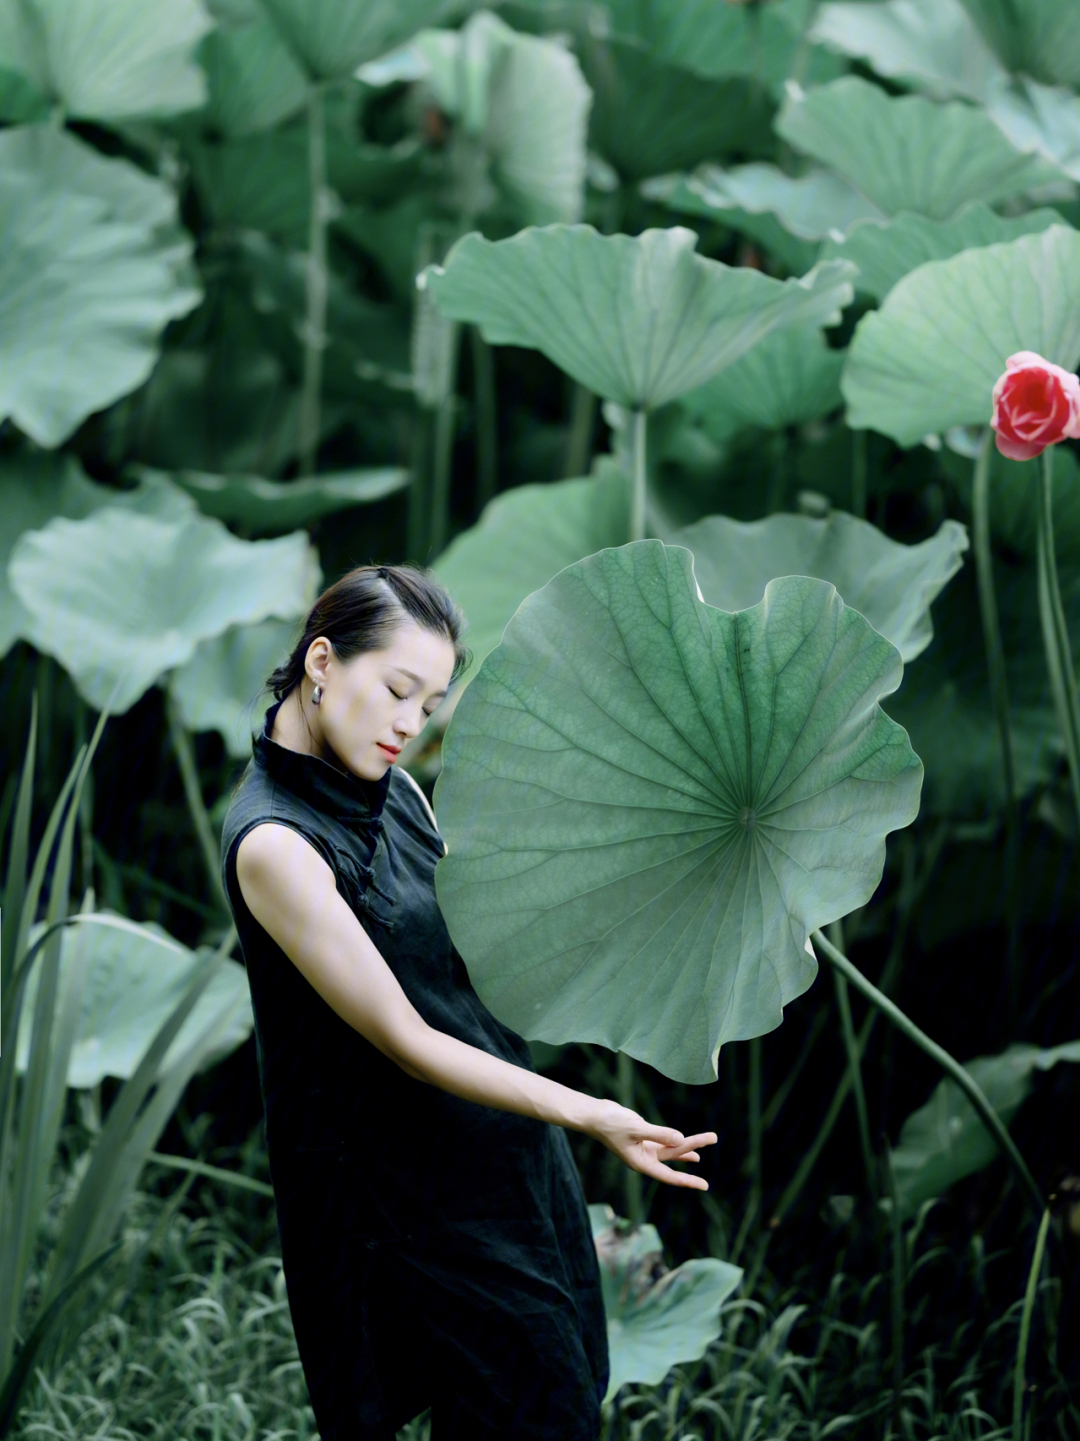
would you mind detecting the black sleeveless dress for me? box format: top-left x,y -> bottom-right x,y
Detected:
220,705 -> 609,1440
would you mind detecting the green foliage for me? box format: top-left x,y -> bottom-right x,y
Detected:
892,1040 -> 1080,1218
589,1204 -> 742,1402
435,544 -> 922,1083
679,324 -> 844,437
259,0 -> 472,80
15,915 -> 253,1088
0,0 -> 212,120
435,465 -> 630,680
959,0 -> 1080,86
671,511 -> 968,662
0,716 -> 249,1436
843,225 -> 1080,443
823,203 -> 1063,302
582,37 -> 774,183
198,14 -> 308,137
9,497 -> 318,712
406,10 -> 591,224
166,465 -> 409,531
651,162 -> 880,243
777,76 -> 1056,221
0,126 -> 201,447
425,225 -> 854,409
168,616 -> 296,755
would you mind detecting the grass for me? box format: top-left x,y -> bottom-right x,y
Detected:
8,1124 -> 1075,1441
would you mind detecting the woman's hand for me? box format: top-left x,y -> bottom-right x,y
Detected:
585,1099 -> 718,1191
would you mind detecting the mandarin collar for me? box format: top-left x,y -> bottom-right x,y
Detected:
253,701 -> 390,824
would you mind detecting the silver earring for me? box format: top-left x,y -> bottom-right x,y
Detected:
311,684 -> 323,706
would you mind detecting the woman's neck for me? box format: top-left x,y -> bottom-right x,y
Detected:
270,688 -> 325,761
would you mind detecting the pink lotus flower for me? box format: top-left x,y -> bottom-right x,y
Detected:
991,351 -> 1080,461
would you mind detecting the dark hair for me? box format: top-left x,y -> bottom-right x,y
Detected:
267,564 -> 469,700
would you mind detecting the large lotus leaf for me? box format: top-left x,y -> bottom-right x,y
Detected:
777,76 -> 1055,221
436,466 -> 631,682
0,0 -> 211,120
582,35 -> 774,183
679,325 -> 844,440
16,914 -> 253,1087
0,452 -> 121,657
648,164 -> 882,243
169,617 -> 296,756
9,506 -> 318,713
409,11 -> 590,224
959,0 -> 1080,88
260,0 -> 470,80
646,176 -> 823,273
809,1 -> 1080,179
0,149 -> 200,447
424,226 -> 854,411
986,78 -> 1080,184
842,226 -> 1080,445
199,16 -> 308,137
822,203 -> 1063,303
434,544 -> 923,1083
0,125 -> 180,231
589,1204 -> 742,1401
810,0 -> 1006,103
603,0 -> 827,87
892,1041 -> 1080,1219
883,558 -> 1061,815
163,466 -> 408,532
672,512 -> 968,663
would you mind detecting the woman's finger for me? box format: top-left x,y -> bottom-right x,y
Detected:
635,1155 -> 709,1190
658,1131 -> 716,1160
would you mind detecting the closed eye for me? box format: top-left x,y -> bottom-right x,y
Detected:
389,684 -> 438,718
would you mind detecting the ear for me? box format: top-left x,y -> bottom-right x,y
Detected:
304,636 -> 333,686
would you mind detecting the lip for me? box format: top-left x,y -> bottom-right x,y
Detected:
377,743 -> 401,760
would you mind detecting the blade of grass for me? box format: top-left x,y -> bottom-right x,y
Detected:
43,928 -> 237,1303
1012,1209 -> 1051,1441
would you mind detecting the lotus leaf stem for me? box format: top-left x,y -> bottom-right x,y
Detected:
810,929 -> 1044,1219
1036,447 -> 1080,828
629,408 -> 647,543
471,328 -> 498,509
831,952 -> 875,1197
166,698 -> 226,910
884,1144 -> 905,1434
616,1051 -> 643,1224
298,82 -> 328,479
972,428 -> 1020,993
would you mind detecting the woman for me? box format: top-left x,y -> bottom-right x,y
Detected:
221,563 -> 718,1441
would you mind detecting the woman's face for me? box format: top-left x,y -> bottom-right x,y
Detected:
307,619 -> 456,780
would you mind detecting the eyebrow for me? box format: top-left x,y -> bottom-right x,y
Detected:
389,666 -> 448,698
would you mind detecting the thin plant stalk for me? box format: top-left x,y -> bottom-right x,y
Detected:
564,382 -> 597,478
629,408 -> 647,543
851,427 -> 867,519
166,697 -> 225,910
616,1051 -> 643,1224
732,1040 -> 763,1263
831,938 -> 875,1197
972,427 -> 1020,991
470,327 -> 497,510
810,928 -> 1044,1218
1036,446 -> 1080,828
883,1144 -> 905,1437
298,81 -> 328,479
1013,1209 -> 1051,1441
430,324 -> 462,559
771,835 -> 925,1226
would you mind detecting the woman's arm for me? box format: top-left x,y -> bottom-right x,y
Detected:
236,823 -> 716,1189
